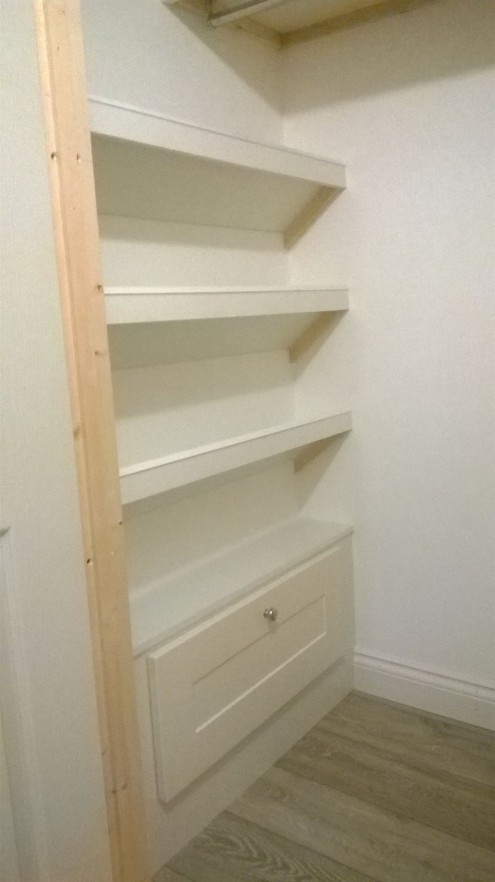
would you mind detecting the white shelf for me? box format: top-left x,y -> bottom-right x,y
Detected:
104,285 -> 349,324
106,286 -> 349,366
208,0 -> 387,33
178,0 -> 415,45
89,97 -> 345,244
89,97 -> 345,187
120,411 -> 351,505
130,516 -> 353,654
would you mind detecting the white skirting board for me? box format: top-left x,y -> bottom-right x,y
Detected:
354,651 -> 495,731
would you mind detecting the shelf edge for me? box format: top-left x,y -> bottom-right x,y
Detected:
120,412 -> 352,505
131,519 -> 354,655
89,96 -> 346,189
105,287 -> 349,324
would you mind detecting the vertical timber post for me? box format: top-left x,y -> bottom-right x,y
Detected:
33,2 -> 149,879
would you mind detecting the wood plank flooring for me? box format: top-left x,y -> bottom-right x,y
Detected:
156,692 -> 495,882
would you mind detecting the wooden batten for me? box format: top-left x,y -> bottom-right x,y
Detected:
172,0 -> 283,45
230,15 -> 282,45
33,2 -> 149,881
281,0 -> 438,47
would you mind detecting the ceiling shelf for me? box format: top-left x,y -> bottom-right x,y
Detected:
166,0 -> 435,47
130,516 -> 353,654
119,411 -> 351,505
208,0 -> 394,31
89,97 -> 345,246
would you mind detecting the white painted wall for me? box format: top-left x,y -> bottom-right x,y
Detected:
283,0 -> 495,722
0,2 -> 112,879
82,0 -> 283,143
0,716 -> 19,882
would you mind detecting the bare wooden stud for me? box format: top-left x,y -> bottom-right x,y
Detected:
33,2 -> 149,880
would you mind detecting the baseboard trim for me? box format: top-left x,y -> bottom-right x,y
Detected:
354,651 -> 495,730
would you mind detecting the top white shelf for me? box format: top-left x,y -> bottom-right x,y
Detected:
89,97 -> 345,246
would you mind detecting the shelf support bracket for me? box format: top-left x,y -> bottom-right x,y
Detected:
294,439 -> 332,472
284,186 -> 342,249
289,313 -> 340,363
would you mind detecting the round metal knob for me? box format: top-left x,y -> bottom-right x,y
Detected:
263,607 -> 278,622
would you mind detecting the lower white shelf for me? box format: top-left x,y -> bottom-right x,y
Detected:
131,517 -> 352,655
120,411 -> 351,505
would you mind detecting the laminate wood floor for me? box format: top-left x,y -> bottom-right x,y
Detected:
155,692 -> 495,882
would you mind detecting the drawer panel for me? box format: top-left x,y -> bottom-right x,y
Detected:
193,594 -> 326,730
148,542 -> 350,802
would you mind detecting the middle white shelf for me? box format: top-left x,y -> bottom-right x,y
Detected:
106,284 -> 349,366
104,285 -> 349,324
120,411 -> 351,505
107,282 -> 351,505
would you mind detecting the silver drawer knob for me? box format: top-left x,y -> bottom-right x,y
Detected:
263,607 -> 278,622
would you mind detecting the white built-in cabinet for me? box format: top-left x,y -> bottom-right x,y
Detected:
90,96 -> 353,810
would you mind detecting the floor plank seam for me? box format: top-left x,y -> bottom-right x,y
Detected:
275,738 -> 495,850
223,807 -> 379,877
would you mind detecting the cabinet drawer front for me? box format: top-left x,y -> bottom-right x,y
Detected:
148,543 -> 350,801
